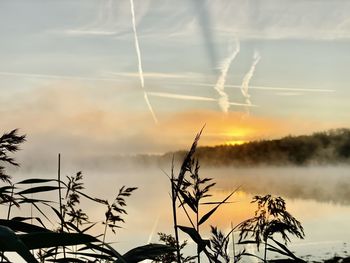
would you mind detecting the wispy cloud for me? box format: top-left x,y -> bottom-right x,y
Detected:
50,1 -> 350,40
206,1 -> 350,40
60,0 -> 151,37
214,39 -> 240,113
0,85 -> 342,157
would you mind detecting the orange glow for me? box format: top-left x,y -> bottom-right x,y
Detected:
225,140 -> 246,145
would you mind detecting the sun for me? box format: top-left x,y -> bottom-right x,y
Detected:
221,128 -> 252,145
225,140 -> 246,146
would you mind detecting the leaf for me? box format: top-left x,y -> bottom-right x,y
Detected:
177,188 -> 197,213
0,219 -> 49,233
198,187 -> 238,226
18,198 -> 53,205
116,244 -> 175,263
66,251 -> 112,260
200,201 -> 235,205
240,251 -> 264,261
11,216 -> 46,229
18,232 -> 98,249
178,225 -> 209,252
0,185 -> 16,192
16,178 -> 58,185
51,207 -> 65,224
18,186 -> 60,195
237,240 -> 257,245
271,238 -> 306,262
0,225 -> 39,263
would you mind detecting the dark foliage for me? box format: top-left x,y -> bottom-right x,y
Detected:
152,232 -> 196,263
209,226 -> 230,263
238,195 -> 305,262
163,128 -> 350,166
0,129 -> 26,183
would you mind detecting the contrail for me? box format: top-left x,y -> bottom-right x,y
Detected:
240,50 -> 261,107
214,39 -> 240,113
148,91 -> 257,107
172,81 -> 335,93
129,0 -> 158,124
147,215 -> 160,244
0,71 -> 126,82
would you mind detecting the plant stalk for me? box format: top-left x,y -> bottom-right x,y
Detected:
231,222 -> 236,263
264,240 -> 268,263
6,184 -> 14,220
196,208 -> 200,263
171,176 -> 181,263
100,219 -> 109,259
57,153 -> 66,259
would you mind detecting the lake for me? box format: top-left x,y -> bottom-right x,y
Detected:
7,165 -> 350,262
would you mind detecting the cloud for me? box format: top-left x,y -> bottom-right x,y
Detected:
46,1 -> 350,41
206,0 -> 350,40
59,0 -> 151,37
0,84 -> 344,167
144,1 -> 350,40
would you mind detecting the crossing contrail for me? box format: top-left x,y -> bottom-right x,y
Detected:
129,0 -> 158,124
214,39 -> 240,113
147,91 -> 257,107
171,81 -> 335,93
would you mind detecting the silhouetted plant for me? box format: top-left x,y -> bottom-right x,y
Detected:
0,129 -> 173,263
171,128 -> 237,263
0,129 -> 26,184
99,185 -> 138,260
179,158 -> 216,262
63,171 -> 89,227
209,226 -> 230,263
238,195 -> 305,262
152,232 -> 196,263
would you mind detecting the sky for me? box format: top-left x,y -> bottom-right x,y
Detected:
0,0 -> 350,157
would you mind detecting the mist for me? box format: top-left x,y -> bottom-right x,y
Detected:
207,166 -> 350,205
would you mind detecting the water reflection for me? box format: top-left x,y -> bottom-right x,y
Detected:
9,165 -> 350,261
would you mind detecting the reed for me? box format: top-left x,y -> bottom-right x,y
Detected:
0,129 -> 172,262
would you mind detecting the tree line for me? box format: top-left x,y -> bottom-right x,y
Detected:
161,128 -> 350,166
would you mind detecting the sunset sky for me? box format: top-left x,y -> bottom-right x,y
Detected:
0,0 -> 349,157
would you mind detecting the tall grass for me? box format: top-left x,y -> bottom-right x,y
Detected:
0,129 -> 173,262
0,128 -> 309,262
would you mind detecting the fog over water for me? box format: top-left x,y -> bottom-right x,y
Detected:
6,161 -> 350,262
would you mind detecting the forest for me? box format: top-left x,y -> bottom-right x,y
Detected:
159,129 -> 350,167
